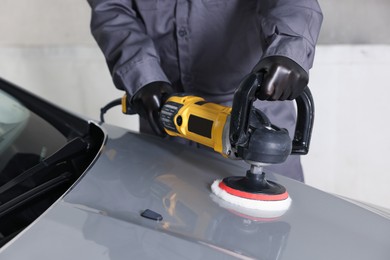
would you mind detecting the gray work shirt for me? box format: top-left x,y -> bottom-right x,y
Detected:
87,0 -> 323,181
88,0 -> 322,103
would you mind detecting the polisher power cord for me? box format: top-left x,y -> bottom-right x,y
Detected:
99,98 -> 122,123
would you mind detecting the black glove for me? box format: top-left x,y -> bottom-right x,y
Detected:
253,56 -> 309,101
131,81 -> 173,136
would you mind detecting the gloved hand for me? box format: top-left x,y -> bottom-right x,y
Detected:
253,56 -> 309,101
131,81 -> 173,136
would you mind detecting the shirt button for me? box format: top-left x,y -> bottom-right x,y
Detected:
178,27 -> 187,37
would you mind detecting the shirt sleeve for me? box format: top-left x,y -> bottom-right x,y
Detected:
259,0 -> 323,72
87,0 -> 170,96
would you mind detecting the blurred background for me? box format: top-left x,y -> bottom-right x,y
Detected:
1,0 -> 390,209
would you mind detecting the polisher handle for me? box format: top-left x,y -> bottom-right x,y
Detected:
291,87 -> 314,155
229,72 -> 314,155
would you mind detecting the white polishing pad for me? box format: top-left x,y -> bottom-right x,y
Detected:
211,179 -> 291,219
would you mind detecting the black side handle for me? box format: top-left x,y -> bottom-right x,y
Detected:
291,87 -> 314,155
229,73 -> 314,155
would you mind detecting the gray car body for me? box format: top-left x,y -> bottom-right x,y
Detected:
0,122 -> 390,259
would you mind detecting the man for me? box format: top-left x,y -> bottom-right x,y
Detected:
87,0 -> 323,181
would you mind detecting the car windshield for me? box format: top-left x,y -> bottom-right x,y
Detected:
0,89 -> 67,178
0,82 -> 104,247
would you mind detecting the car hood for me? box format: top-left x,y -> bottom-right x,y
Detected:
1,123 -> 390,260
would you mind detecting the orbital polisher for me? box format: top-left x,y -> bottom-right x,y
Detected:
122,72 -> 314,216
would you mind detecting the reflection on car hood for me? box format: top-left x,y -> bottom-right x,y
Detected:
1,123 -> 390,259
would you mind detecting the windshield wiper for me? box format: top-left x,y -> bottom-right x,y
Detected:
0,137 -> 89,195
0,171 -> 72,218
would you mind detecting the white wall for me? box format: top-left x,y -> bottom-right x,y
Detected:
0,0 -> 92,46
303,45 -> 390,209
1,1 -> 390,210
318,0 -> 390,44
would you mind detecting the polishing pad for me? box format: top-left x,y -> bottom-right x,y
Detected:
211,179 -> 291,218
